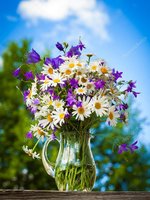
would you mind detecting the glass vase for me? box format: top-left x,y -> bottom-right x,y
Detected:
42,131 -> 96,191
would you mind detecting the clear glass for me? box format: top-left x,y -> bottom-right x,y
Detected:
42,131 -> 96,191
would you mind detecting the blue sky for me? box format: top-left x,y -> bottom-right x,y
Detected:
0,0 -> 150,145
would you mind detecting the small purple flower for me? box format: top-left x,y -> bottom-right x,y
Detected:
24,71 -> 34,80
70,78 -> 78,88
94,80 -> 105,89
126,81 -> 136,92
13,68 -> 21,77
27,49 -> 41,64
76,101 -> 82,107
36,73 -> 45,81
56,42 -> 64,51
119,103 -> 128,110
66,46 -> 81,57
44,56 -> 64,69
51,133 -> 57,140
118,143 -> 128,154
112,69 -> 123,81
129,141 -> 138,153
66,90 -> 77,107
119,113 -> 127,123
133,91 -> 140,98
23,90 -> 30,101
33,98 -> 40,105
30,106 -> 37,114
65,112 -> 71,119
77,40 -> 85,51
26,131 -> 33,139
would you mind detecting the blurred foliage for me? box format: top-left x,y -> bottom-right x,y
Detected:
0,40 -> 150,190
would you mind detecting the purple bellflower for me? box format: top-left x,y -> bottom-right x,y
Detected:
94,80 -> 105,89
26,131 -> 33,139
27,49 -> 41,64
24,71 -> 34,80
44,56 -> 64,69
13,68 -> 21,77
56,42 -> 64,51
112,69 -> 123,81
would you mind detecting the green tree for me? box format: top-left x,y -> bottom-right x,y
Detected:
0,40 -> 57,189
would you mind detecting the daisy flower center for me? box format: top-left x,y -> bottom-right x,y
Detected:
44,79 -> 50,84
69,63 -> 75,68
48,100 -> 53,106
53,78 -> 60,83
101,67 -> 108,74
56,102 -> 62,108
109,112 -> 114,120
95,102 -> 101,109
59,113 -> 65,119
92,65 -> 97,70
81,77 -> 87,83
76,71 -> 82,76
47,114 -> 53,122
28,90 -> 32,98
78,107 -> 85,114
65,69 -> 71,75
48,68 -> 53,74
37,129 -> 45,136
78,88 -> 84,93
87,84 -> 92,89
77,63 -> 82,67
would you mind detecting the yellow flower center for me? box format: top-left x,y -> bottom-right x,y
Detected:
77,63 -> 82,67
78,88 -> 84,93
56,102 -> 62,108
76,71 -> 82,76
109,112 -> 114,120
69,63 -> 75,68
59,113 -> 65,119
95,102 -> 101,109
37,129 -> 45,136
78,107 -> 85,114
101,67 -> 108,74
48,100 -> 53,106
87,84 -> 92,89
48,67 -> 53,74
28,90 -> 32,98
47,114 -> 53,122
81,77 -> 87,83
53,78 -> 60,83
65,69 -> 71,75
91,65 -> 97,71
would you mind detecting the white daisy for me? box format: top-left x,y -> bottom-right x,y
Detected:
22,145 -> 40,159
60,56 -> 79,71
86,82 -> 95,94
40,77 -> 51,91
72,96 -> 92,121
99,65 -> 112,75
78,77 -> 88,86
41,95 -> 53,107
38,112 -> 55,130
53,99 -> 65,110
107,106 -> 120,126
26,80 -> 37,106
75,68 -> 88,78
75,87 -> 87,95
42,64 -> 55,76
30,124 -> 49,141
88,61 -> 100,73
92,96 -> 109,117
52,108 -> 68,126
50,73 -> 66,87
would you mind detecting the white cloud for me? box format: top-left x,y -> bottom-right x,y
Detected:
18,0 -> 110,40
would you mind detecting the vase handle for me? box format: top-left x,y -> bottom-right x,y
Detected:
42,137 -> 60,178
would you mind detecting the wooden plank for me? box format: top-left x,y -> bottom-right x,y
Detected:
0,190 -> 150,200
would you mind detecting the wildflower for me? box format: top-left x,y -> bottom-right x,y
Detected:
118,143 -> 128,154
56,42 -> 64,51
26,131 -> 33,139
107,106 -> 119,126
44,56 -> 64,69
13,67 -> 21,77
24,71 -> 34,80
112,69 -> 123,81
22,145 -> 40,159
92,96 -> 109,117
27,49 -> 41,64
129,141 -> 138,153
94,80 -> 105,89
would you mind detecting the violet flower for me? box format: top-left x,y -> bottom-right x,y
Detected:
70,78 -> 78,88
129,141 -> 138,153
94,80 -> 105,89
112,69 -> 123,81
23,90 -> 30,101
13,68 -> 21,77
24,71 -> 34,80
66,90 -> 77,107
119,103 -> 128,110
27,49 -> 41,64
56,42 -> 64,51
26,131 -> 33,139
44,56 -> 64,69
118,143 -> 128,154
36,73 -> 45,81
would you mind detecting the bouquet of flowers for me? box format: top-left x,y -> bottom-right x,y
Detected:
13,40 -> 139,159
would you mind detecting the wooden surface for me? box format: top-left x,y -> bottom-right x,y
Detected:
0,190 -> 150,200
